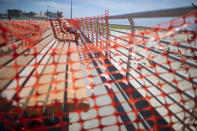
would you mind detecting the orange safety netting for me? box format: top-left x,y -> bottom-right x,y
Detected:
0,10 -> 197,131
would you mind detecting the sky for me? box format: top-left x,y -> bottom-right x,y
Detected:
0,0 -> 197,26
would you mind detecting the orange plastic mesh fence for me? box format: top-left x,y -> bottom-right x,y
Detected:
0,10 -> 196,131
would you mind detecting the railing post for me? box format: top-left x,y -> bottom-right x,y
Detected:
126,18 -> 135,79
128,18 -> 135,33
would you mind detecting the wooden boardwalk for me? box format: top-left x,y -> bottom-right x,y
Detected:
0,26 -> 89,115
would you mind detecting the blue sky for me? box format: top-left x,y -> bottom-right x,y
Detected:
0,0 -> 197,26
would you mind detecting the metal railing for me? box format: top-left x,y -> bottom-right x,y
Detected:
109,5 -> 195,19
109,5 -> 196,31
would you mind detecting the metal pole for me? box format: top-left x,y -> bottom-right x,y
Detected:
126,18 -> 135,79
71,0 -> 72,19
